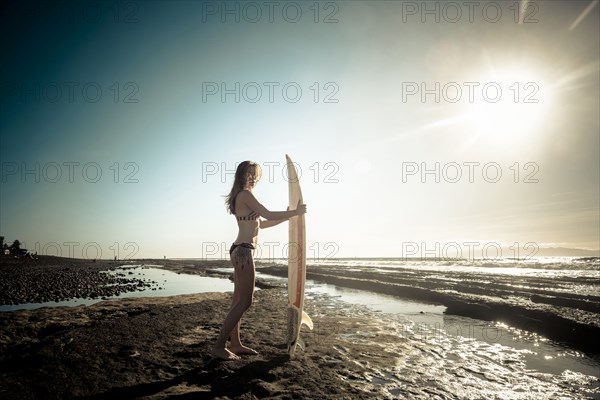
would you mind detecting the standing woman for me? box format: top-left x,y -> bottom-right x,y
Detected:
212,161 -> 307,361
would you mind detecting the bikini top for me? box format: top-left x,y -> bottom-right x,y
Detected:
234,214 -> 258,221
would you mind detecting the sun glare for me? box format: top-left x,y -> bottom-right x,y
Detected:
462,67 -> 553,148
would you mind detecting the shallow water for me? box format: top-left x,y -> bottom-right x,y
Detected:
109,266 -> 234,297
257,257 -> 600,336
309,282 -> 599,378
0,266 -> 234,312
254,264 -> 600,398
303,285 -> 600,399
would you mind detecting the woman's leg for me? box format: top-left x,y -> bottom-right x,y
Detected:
227,261 -> 242,348
228,250 -> 258,355
211,247 -> 256,360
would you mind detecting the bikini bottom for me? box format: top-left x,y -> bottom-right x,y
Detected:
229,242 -> 255,256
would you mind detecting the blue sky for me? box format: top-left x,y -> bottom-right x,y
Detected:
1,0 -> 598,259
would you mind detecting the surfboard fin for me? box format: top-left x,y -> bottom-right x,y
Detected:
297,337 -> 305,351
301,311 -> 313,330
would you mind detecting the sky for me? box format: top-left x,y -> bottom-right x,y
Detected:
0,0 -> 599,260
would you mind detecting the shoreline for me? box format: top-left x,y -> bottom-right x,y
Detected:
1,256 -> 599,399
254,263 -> 600,357
0,287 -> 453,399
2,256 -> 599,356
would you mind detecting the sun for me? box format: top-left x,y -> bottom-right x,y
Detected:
462,67 -> 553,148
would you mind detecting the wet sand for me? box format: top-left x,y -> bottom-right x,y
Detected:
1,256 -> 599,399
253,262 -> 600,356
1,289 -> 389,399
0,257 -> 382,399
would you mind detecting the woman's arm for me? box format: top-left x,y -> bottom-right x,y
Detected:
239,190 -> 304,220
260,206 -> 293,229
259,218 -> 287,229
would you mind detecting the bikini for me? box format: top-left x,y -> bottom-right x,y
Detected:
229,242 -> 255,255
230,213 -> 258,255
235,215 -> 258,221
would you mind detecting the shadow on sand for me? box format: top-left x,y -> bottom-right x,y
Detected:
75,354 -> 290,400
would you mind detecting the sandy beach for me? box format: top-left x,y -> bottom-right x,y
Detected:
1,289 -> 382,399
1,256 -> 599,399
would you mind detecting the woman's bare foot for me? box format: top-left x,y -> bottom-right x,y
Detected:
211,347 -> 240,360
230,345 -> 259,355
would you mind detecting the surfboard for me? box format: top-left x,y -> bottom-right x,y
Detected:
286,154 -> 313,357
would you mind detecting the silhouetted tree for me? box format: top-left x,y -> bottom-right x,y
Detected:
9,240 -> 21,255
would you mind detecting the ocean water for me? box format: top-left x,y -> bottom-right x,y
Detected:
258,256 -> 600,296
262,255 -> 600,273
253,256 -> 600,398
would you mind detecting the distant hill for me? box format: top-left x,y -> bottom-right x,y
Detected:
533,247 -> 600,257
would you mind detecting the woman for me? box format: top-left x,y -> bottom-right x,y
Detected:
212,160 -> 307,360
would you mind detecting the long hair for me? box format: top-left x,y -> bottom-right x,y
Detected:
224,161 -> 262,214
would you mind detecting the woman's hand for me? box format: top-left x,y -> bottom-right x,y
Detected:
295,199 -> 307,215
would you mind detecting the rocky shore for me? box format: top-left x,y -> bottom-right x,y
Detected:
3,255 -> 598,357
255,263 -> 600,356
1,256 -> 598,399
0,256 -> 157,305
0,287 -> 418,399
